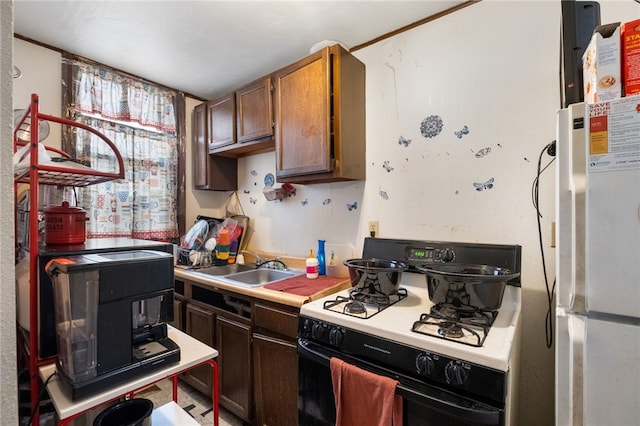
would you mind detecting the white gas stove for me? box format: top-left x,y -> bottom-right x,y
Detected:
297,238 -> 522,426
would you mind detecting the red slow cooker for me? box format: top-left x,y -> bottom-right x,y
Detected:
44,201 -> 87,245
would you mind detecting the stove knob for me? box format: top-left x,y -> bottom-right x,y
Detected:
311,323 -> 325,340
441,248 -> 455,263
415,354 -> 435,376
329,328 -> 343,347
445,362 -> 468,385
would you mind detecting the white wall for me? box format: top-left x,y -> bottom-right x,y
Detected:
13,38 -> 62,147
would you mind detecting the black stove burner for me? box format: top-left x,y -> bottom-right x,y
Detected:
344,301 -> 366,315
438,322 -> 465,339
412,304 -> 498,347
322,288 -> 408,319
430,303 -> 497,327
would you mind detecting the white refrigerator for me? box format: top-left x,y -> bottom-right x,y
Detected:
556,98 -> 640,426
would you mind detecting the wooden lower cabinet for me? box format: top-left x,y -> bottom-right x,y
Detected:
216,311 -> 252,422
253,333 -> 298,426
252,301 -> 299,426
178,280 -> 301,425
182,302 -> 215,396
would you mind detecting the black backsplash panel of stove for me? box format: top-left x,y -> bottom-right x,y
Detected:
361,238 -> 522,287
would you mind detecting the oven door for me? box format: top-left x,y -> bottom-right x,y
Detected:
298,338 -> 504,426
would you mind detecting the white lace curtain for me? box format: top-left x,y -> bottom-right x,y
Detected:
70,62 -> 179,240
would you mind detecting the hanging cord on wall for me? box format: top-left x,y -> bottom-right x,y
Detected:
532,140 -> 557,349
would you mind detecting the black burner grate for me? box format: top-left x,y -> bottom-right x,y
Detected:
411,304 -> 497,347
323,288 -> 408,319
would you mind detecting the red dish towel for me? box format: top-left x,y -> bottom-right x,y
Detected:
330,357 -> 403,426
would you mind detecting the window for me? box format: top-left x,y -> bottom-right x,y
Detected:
63,58 -> 184,241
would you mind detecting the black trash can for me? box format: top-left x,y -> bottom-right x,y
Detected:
93,398 -> 153,426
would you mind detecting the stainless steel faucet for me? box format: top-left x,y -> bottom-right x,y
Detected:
239,250 -> 263,265
255,259 -> 288,270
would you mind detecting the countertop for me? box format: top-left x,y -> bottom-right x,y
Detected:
174,267 -> 351,308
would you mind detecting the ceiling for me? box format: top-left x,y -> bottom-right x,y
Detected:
13,1 -> 470,100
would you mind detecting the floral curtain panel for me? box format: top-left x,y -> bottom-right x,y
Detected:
71,62 -> 179,240
76,63 -> 177,132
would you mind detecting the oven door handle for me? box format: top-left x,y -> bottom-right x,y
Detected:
298,338 -> 502,425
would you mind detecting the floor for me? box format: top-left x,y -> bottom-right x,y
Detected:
19,375 -> 244,426
136,378 -> 245,426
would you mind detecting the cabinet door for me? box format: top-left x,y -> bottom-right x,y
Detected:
192,103 -> 238,191
208,94 -> 236,150
217,314 -> 252,422
237,77 -> 273,143
183,303 -> 214,396
253,333 -> 298,426
274,47 -> 332,178
193,103 -> 209,189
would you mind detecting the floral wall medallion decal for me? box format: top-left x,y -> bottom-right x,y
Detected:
420,115 -> 443,138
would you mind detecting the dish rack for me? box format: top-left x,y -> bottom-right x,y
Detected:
13,94 -> 125,425
176,215 -> 249,268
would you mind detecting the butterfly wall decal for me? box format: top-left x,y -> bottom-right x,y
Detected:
473,177 -> 494,191
398,136 -> 412,147
347,201 -> 358,211
454,125 -> 469,139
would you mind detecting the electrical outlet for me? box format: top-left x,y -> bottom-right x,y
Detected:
369,221 -> 379,238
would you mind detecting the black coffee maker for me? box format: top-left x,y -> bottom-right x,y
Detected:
46,249 -> 180,400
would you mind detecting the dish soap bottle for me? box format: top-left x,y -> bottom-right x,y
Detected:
317,239 -> 326,275
306,249 -> 319,279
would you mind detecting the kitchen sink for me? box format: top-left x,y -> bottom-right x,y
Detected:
222,268 -> 301,286
191,264 -> 303,287
195,263 -> 256,276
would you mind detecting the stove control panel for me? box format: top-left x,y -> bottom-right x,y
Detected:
406,247 -> 455,264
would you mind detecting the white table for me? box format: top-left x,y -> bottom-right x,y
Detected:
39,326 -> 219,426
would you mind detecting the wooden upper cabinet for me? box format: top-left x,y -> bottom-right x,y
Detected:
193,102 -> 238,191
208,78 -> 275,158
236,76 -> 274,143
193,103 -> 209,189
207,94 -> 236,151
274,44 -> 366,183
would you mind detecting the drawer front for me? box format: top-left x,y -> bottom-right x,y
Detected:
253,302 -> 298,340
